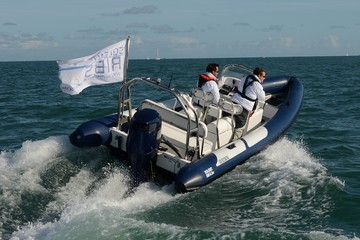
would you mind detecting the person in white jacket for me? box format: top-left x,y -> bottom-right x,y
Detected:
198,63 -> 220,104
231,67 -> 266,130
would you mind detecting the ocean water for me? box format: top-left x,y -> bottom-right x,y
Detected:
1,56 -> 359,239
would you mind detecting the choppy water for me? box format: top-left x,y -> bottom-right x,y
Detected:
1,57 -> 359,239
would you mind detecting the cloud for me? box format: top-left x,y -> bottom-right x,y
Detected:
233,22 -> 250,27
101,12 -> 121,17
280,37 -> 294,48
151,25 -> 175,34
0,32 -> 57,49
327,35 -> 340,47
132,36 -> 143,45
77,26 -> 105,35
123,5 -> 159,15
330,25 -> 346,29
101,5 -> 159,17
126,23 -> 150,29
3,22 -> 17,26
263,25 -> 283,32
165,36 -> 200,46
183,27 -> 198,33
73,26 -> 136,40
107,28 -> 138,37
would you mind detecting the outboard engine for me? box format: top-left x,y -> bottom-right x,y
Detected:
126,108 -> 162,185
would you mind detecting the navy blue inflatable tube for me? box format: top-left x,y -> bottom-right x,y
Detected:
69,114 -> 118,147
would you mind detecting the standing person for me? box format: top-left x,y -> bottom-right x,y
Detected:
198,63 -> 220,104
231,67 -> 266,129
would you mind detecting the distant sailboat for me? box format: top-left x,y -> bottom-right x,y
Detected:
155,49 -> 161,60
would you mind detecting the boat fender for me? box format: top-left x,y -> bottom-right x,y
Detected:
126,108 -> 162,185
69,119 -> 113,147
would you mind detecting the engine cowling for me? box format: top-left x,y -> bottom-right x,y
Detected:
126,108 -> 162,185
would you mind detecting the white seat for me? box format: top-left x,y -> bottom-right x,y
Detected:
140,99 -> 210,158
191,87 -> 214,107
217,98 -> 244,141
218,98 -> 243,115
206,117 -> 233,149
246,104 -> 264,133
235,101 -> 265,138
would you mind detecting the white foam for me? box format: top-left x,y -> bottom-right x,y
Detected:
44,169 -> 93,215
1,136 -> 73,192
252,138 -> 336,207
3,136 -> 350,239
307,231 -> 360,240
213,137 -> 346,233
3,136 -> 178,239
10,177 -> 178,240
1,136 -> 73,225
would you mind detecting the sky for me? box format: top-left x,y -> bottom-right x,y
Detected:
1,0 -> 360,61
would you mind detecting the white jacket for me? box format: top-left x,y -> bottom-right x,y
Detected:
231,75 -> 265,111
200,72 -> 220,104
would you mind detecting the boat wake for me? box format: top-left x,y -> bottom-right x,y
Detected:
1,136 -> 178,239
0,136 -> 351,239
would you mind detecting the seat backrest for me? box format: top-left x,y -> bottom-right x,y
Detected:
206,116 -> 233,150
218,98 -> 243,115
239,100 -> 265,137
191,87 -> 214,107
245,101 -> 264,132
140,99 -> 207,137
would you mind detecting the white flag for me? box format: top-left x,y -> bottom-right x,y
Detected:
58,37 -> 130,95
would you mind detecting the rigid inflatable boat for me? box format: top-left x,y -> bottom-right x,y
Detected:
69,64 -> 304,193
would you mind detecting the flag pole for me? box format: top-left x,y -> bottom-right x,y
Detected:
123,36 -> 130,84
117,36 -> 131,130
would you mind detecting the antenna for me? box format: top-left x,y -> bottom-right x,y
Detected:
168,72 -> 173,87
